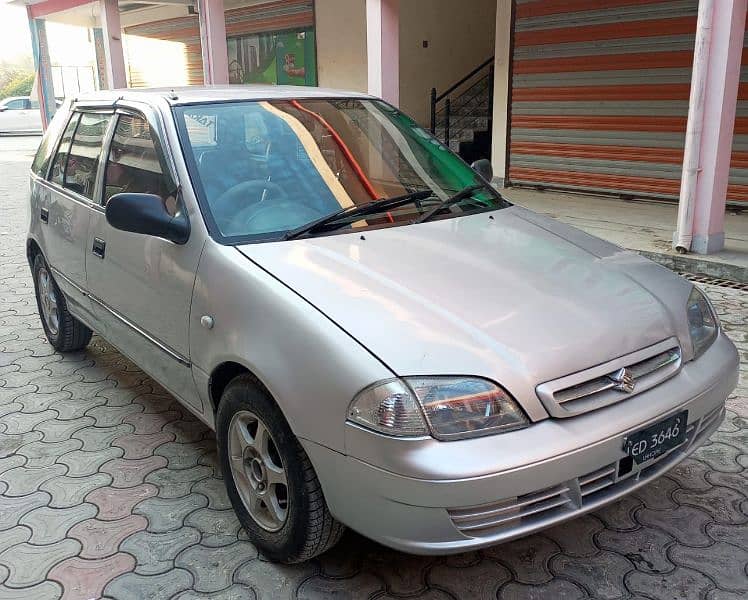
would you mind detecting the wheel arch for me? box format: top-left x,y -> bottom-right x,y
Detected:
26,236 -> 42,268
208,360 -> 274,416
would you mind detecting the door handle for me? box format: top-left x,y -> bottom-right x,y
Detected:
92,237 -> 106,259
40,207 -> 49,223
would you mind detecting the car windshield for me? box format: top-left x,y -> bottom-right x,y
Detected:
174,99 -> 507,243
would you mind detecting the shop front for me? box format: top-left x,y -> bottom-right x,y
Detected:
123,0 -> 317,88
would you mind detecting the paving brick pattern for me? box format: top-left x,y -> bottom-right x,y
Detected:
0,137 -> 746,599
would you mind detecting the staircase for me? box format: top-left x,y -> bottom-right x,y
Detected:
430,57 -> 495,164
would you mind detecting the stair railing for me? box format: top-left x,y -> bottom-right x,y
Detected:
430,57 -> 495,147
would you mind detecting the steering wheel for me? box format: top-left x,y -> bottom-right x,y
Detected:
212,180 -> 287,221
235,201 -> 324,234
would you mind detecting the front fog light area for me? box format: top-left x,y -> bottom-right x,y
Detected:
348,377 -> 528,440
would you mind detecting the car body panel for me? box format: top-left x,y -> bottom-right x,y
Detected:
189,242 -> 395,451
237,205 -> 693,421
40,182 -> 93,318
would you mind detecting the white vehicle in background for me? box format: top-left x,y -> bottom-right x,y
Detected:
0,96 -> 43,134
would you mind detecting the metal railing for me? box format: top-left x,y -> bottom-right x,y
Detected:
430,57 -> 495,148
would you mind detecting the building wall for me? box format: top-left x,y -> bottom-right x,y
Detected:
314,0 -> 368,93
399,0 -> 496,125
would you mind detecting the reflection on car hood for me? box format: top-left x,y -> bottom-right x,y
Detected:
237,206 -> 692,416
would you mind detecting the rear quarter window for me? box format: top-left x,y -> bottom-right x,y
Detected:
31,105 -> 71,178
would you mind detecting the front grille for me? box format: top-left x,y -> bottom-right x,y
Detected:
536,339 -> 682,418
448,405 -> 723,538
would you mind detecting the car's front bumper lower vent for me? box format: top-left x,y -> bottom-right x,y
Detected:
536,338 -> 682,418
448,405 -> 723,539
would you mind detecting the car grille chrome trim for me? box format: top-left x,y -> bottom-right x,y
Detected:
447,405 -> 723,538
536,338 -> 682,418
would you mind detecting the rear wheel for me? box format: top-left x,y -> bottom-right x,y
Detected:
32,254 -> 92,352
217,375 -> 345,563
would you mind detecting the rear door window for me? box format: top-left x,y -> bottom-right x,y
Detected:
64,112 -> 111,199
49,113 -> 80,186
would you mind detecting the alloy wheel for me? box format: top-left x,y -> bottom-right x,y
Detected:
37,266 -> 59,337
228,410 -> 289,532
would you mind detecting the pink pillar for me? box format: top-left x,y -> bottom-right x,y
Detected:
366,0 -> 399,105
99,0 -> 127,89
198,0 -> 229,85
690,0 -> 747,254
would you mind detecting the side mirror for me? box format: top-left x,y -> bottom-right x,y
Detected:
0,106 -> 7,112
106,193 -> 189,244
471,158 -> 493,183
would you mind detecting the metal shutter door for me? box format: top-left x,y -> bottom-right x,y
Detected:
509,0 -> 747,204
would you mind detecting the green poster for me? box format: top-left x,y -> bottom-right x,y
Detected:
275,31 -> 316,86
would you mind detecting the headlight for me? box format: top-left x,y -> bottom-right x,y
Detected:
348,377 -> 528,440
687,287 -> 718,359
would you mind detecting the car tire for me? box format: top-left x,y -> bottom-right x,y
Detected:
217,374 -> 345,563
32,253 -> 92,352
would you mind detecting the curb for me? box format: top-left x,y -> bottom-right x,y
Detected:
637,250 -> 747,284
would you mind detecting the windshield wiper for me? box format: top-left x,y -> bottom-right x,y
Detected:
284,189 -> 435,240
414,184 -> 486,224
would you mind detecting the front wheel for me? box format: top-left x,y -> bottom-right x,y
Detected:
217,375 -> 345,563
32,254 -> 92,352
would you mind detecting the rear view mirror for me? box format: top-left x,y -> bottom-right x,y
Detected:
106,193 -> 189,244
471,158 -> 493,183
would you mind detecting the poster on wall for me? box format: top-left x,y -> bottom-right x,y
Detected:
227,29 -> 317,87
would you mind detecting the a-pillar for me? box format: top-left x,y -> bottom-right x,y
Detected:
681,0 -> 747,254
197,0 -> 229,85
99,0 -> 128,89
26,12 -> 56,129
490,0 -> 512,188
366,0 -> 399,105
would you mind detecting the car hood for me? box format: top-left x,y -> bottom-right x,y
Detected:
237,206 -> 693,419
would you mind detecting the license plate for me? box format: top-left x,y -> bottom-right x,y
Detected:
624,410 -> 688,465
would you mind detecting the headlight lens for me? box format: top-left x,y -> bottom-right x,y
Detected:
687,287 -> 718,359
348,377 -> 528,440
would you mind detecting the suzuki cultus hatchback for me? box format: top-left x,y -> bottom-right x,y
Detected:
27,87 -> 739,563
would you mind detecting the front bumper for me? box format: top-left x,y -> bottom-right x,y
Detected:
302,332 -> 739,554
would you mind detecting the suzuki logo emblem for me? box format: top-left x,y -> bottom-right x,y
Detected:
610,368 -> 636,393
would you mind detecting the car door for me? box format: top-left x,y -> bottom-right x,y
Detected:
39,110 -> 112,326
85,106 -> 203,412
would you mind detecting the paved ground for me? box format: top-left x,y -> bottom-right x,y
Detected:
0,136 -> 746,600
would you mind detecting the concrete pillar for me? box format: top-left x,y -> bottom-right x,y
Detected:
366,0 -> 399,105
197,0 -> 229,85
490,0 -> 512,188
99,0 -> 128,89
688,0 -> 747,254
26,12 -> 56,129
92,28 -> 108,90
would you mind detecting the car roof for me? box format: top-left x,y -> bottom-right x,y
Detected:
72,85 -> 374,107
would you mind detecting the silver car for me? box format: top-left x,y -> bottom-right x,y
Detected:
0,96 -> 43,134
27,87 -> 739,563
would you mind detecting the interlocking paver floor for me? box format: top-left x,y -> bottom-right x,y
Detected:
0,136 -> 746,599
